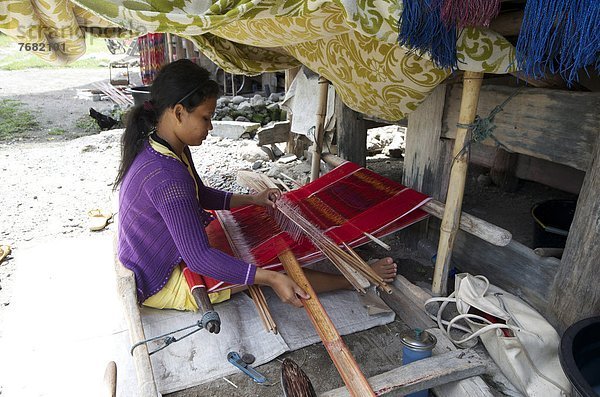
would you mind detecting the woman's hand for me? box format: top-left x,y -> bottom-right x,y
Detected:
255,268 -> 309,308
253,188 -> 281,209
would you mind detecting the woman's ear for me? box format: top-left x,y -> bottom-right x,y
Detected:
173,104 -> 185,124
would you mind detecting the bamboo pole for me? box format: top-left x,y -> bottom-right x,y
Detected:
278,249 -> 375,397
432,71 -> 484,296
166,33 -> 173,62
310,77 -> 330,181
321,153 -> 512,247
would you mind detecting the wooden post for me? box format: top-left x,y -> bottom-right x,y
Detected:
432,71 -> 484,296
310,77 -> 330,181
278,249 -> 375,396
175,36 -> 184,61
490,148 -> 519,192
335,93 -> 367,167
184,39 -> 196,60
550,137 -> 600,331
285,66 -> 301,155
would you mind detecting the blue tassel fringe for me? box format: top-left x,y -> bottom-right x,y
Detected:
516,0 -> 600,86
397,0 -> 458,70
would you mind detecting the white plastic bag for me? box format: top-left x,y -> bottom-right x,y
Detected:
425,273 -> 571,397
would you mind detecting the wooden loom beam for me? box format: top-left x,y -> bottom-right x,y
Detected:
278,249 -> 375,397
432,71 -> 484,296
321,153 -> 512,247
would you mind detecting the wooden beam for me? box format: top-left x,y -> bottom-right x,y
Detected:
489,10 -> 523,37
335,91 -> 367,167
378,284 -> 436,330
433,71 -> 484,296
278,249 -> 375,397
442,224 -> 559,320
310,77 -> 330,181
114,259 -> 160,397
320,349 -> 486,397
490,147 -> 519,192
104,361 -> 117,397
470,143 -> 585,194
442,84 -> 600,171
550,136 -> 600,332
403,84 -> 452,201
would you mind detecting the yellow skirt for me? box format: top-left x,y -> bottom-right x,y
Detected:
143,265 -> 231,311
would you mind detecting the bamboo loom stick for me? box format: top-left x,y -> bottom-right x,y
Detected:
310,77 -> 330,181
248,285 -> 277,333
432,70 -> 484,296
278,249 -> 375,397
277,178 -> 292,192
320,153 -> 512,247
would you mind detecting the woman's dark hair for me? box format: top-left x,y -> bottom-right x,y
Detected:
114,59 -> 220,188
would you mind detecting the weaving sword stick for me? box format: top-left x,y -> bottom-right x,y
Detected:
279,249 -> 376,396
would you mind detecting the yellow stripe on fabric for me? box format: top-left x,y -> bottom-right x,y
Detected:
143,265 -> 231,311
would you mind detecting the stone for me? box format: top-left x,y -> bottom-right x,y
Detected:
266,165 -> 282,178
252,160 -> 263,170
278,154 -> 297,164
211,120 -> 261,139
238,101 -> 252,111
231,95 -> 246,105
250,94 -> 264,106
268,93 -> 280,102
217,97 -> 230,107
235,116 -> 251,123
239,142 -> 270,162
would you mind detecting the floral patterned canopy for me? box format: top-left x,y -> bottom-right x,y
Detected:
0,0 -> 516,121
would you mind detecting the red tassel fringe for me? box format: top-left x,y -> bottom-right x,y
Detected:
441,0 -> 501,29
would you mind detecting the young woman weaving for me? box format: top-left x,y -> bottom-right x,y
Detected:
115,60 -> 397,311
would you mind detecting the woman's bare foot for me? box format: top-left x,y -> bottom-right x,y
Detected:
370,257 -> 397,283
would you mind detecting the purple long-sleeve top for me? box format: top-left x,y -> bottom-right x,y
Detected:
118,140 -> 257,302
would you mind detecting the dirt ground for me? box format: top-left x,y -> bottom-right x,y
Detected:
0,66 -> 577,396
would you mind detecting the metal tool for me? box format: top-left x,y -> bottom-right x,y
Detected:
191,286 -> 221,334
227,352 -> 267,383
130,287 -> 221,355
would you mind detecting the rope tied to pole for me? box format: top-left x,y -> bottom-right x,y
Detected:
454,87 -> 523,161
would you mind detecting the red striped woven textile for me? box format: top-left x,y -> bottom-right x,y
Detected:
185,162 -> 431,293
